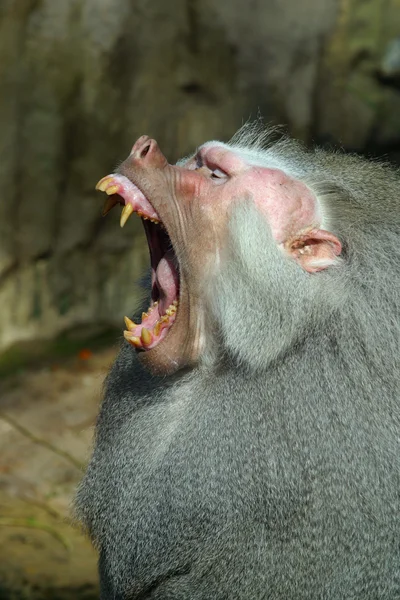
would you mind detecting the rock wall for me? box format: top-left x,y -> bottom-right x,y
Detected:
1,0 -> 399,356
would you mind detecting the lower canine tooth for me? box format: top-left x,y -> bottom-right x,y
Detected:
141,328 -> 152,345
120,204 -> 134,228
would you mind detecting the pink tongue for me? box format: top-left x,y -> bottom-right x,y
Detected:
155,251 -> 179,315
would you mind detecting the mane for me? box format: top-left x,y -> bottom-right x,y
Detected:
228,119 -> 286,150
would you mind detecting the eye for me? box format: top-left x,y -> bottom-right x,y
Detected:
192,154 -> 228,181
211,168 -> 228,180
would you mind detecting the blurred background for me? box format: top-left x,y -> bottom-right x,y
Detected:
0,0 -> 399,597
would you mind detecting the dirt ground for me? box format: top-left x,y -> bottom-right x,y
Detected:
0,346 -> 119,599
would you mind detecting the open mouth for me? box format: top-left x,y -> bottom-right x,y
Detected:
95,174 -> 180,350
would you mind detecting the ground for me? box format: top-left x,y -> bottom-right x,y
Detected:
0,346 -> 119,599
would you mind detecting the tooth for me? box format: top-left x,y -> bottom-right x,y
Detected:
120,204 -> 134,228
166,309 -> 173,316
96,176 -> 114,191
137,211 -> 143,217
102,196 -> 119,216
142,312 -> 148,321
143,216 -> 148,220
168,304 -> 176,313
124,331 -> 141,346
161,315 -> 169,323
173,300 -> 179,306
106,184 -> 119,196
153,321 -> 162,336
141,328 -> 152,345
124,316 -> 137,331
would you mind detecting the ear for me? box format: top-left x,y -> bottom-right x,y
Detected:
285,229 -> 342,273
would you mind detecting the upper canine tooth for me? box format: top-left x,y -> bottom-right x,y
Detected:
120,204 -> 134,228
124,316 -> 137,331
103,196 -> 119,216
106,184 -> 119,196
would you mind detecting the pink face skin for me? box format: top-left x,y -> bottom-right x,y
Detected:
182,143 -> 321,245
107,136 -> 342,374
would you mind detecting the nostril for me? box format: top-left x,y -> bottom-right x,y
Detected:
140,143 -> 151,159
128,136 -> 166,166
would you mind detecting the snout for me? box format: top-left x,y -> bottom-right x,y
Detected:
129,136 -> 168,169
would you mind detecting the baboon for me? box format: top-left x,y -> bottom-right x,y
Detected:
76,124 -> 400,599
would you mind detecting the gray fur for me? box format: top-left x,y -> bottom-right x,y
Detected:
76,125 -> 400,599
